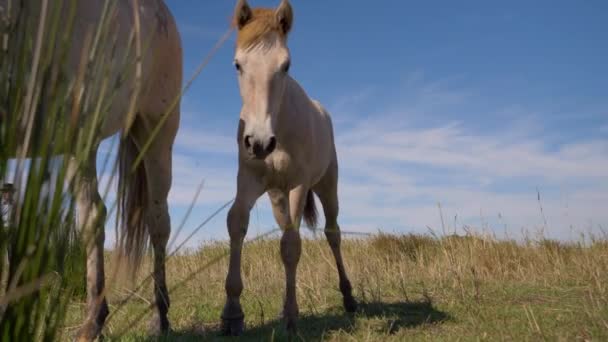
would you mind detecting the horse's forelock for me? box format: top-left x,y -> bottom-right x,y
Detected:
235,8 -> 286,49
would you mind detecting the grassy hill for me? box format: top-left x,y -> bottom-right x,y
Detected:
62,232 -> 608,341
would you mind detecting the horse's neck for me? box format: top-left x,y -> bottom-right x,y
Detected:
276,77 -> 316,142
280,76 -> 310,118
276,77 -> 295,128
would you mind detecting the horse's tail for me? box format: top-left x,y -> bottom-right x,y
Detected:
303,190 -> 318,230
117,133 -> 149,274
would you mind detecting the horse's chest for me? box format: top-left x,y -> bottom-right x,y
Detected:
261,151 -> 299,189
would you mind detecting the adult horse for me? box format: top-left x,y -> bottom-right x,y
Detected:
0,1 -> 182,340
221,0 -> 357,335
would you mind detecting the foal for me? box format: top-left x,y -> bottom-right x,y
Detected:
221,0 -> 357,335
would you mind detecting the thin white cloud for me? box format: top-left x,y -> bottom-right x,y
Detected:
338,121 -> 608,181
174,125 -> 236,155
168,154 -> 236,206
338,175 -> 608,240
341,77 -> 606,236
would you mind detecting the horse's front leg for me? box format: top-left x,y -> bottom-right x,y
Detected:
68,155 -> 109,342
221,168 -> 264,336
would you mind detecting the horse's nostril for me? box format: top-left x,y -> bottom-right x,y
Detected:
244,135 -> 253,149
266,136 -> 277,153
252,142 -> 264,157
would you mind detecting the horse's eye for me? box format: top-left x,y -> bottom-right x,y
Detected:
282,60 -> 290,73
234,62 -> 242,72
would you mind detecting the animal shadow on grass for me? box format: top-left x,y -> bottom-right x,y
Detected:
149,299 -> 449,341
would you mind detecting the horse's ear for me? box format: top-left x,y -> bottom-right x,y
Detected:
234,0 -> 252,30
275,0 -> 293,35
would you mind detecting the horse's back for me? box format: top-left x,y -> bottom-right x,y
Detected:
135,1 -> 183,124
1,0 -> 182,140
299,97 -> 338,185
82,0 -> 183,136
311,99 -> 335,144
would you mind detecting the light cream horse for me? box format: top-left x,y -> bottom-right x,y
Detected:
222,0 -> 357,335
0,1 -> 181,340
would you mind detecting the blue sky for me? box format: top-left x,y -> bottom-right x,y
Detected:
96,1 -> 608,247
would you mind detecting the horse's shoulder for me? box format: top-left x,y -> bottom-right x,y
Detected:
309,99 -> 333,125
309,99 -> 325,116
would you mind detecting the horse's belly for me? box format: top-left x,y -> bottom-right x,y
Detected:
98,98 -> 132,139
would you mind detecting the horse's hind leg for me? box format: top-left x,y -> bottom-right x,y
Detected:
134,113 -> 178,335
143,147 -> 172,334
68,154 -> 109,341
314,162 -> 357,312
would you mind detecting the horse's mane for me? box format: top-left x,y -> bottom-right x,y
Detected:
234,8 -> 286,49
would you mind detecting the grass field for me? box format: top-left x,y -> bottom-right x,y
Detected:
61,232 -> 608,341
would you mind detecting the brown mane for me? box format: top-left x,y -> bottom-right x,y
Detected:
234,8 -> 286,49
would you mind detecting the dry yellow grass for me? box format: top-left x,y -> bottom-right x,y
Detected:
63,232 -> 608,341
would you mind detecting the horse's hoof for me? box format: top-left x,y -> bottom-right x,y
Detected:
285,318 -> 297,334
148,314 -> 171,336
75,302 -> 109,342
221,317 -> 245,336
344,296 -> 358,313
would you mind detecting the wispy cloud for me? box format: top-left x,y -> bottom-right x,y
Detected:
168,154 -> 235,206
329,77 -> 608,239
174,125 -> 236,155
339,121 -> 608,181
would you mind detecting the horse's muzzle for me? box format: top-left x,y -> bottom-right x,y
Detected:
244,135 -> 276,159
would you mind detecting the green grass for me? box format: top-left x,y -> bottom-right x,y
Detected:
61,233 -> 608,341
1,1 -> 142,339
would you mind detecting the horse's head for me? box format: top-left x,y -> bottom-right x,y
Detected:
233,0 -> 293,160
